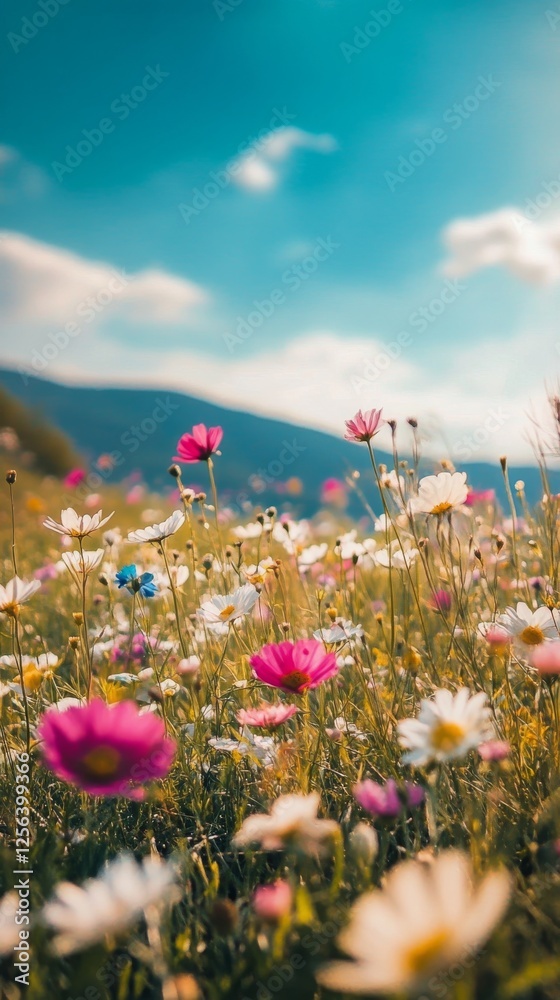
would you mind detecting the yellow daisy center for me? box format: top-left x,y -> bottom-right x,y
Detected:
431,720 -> 466,753
81,746 -> 121,778
405,928 -> 450,976
519,625 -> 545,646
219,604 -> 236,620
430,501 -> 453,515
1,602 -> 19,618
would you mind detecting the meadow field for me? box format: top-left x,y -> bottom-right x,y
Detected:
1,408 -> 560,1000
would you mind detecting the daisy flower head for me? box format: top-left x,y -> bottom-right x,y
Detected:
42,853 -> 179,956
236,703 -> 299,728
197,583 -> 258,625
61,549 -> 104,584
0,576 -> 41,617
250,638 -> 339,694
37,698 -> 176,799
344,408 -> 385,443
317,851 -> 511,995
233,792 -> 338,853
398,688 -> 493,766
44,507 -> 114,538
127,510 -> 185,544
174,423 -> 223,463
409,471 -> 468,517
496,602 -> 559,656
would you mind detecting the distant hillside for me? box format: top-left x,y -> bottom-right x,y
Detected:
0,368 -> 555,514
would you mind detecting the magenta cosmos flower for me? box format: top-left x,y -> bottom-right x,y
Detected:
344,408 -> 385,443
37,699 -> 176,799
236,704 -> 299,727
250,639 -> 338,694
174,423 -> 223,463
354,778 -> 424,819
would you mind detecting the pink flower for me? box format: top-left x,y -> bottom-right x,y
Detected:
465,489 -> 495,507
479,740 -> 511,762
252,881 -> 293,922
354,778 -> 424,819
174,424 -> 223,463
250,639 -> 339,694
344,408 -> 385,443
479,623 -> 510,650
236,704 -> 299,727
531,641 -> 560,676
37,699 -> 175,799
63,468 -> 86,488
428,589 -> 452,613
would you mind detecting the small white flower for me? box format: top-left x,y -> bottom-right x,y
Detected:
313,618 -> 364,643
398,688 -> 493,766
127,510 -> 185,544
61,549 -> 104,583
409,472 -> 468,516
232,792 -> 338,853
375,543 -> 419,570
44,507 -> 114,537
496,601 -> 559,654
108,673 -> 138,686
298,544 -> 328,567
197,583 -> 258,625
317,851 -> 511,995
209,730 -> 277,767
159,678 -> 181,696
0,576 -> 41,615
232,521 -> 271,539
42,854 -> 180,956
0,893 -> 20,956
272,518 -> 310,554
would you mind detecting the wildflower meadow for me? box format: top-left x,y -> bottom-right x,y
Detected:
2,406 -> 560,1000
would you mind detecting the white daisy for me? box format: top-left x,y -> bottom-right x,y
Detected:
496,601 -> 560,653
197,583 -> 258,625
232,792 -> 338,853
61,549 -> 104,583
298,543 -> 328,567
0,576 -> 41,616
398,688 -> 493,766
44,507 -> 114,537
375,543 -> 419,570
272,518 -> 310,554
42,854 -> 179,956
409,472 -> 469,516
127,510 -> 185,544
313,618 -> 364,643
232,521 -> 271,540
317,851 -> 511,995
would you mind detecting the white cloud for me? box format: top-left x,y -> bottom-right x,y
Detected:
8,327 -> 550,464
0,231 -> 209,328
0,146 -> 48,203
441,207 -> 560,285
232,127 -> 337,192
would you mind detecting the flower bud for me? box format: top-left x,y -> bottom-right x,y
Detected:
349,822 -> 378,864
5,470 -> 16,484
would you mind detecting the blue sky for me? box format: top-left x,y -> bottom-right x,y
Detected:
1,0 -> 560,461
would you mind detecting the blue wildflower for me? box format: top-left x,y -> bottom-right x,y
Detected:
115,564 -> 158,598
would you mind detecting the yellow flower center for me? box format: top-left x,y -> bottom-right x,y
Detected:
219,604 -> 236,620
405,928 -> 450,976
1,602 -> 19,618
81,746 -> 121,778
519,625 -> 545,646
281,670 -> 310,692
430,501 -> 453,515
430,720 -> 466,753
